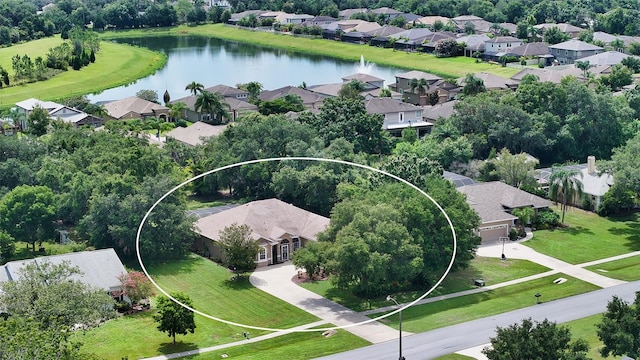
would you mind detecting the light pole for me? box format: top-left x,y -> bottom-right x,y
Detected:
386,295 -> 405,360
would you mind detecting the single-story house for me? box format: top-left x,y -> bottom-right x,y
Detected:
535,156 -> 613,210
419,32 -> 457,53
456,34 -> 491,57
165,121 -> 227,146
577,51 -> 636,66
534,23 -> 584,39
0,248 -> 128,301
457,182 -> 553,242
342,73 -> 384,89
443,170 -> 476,187
103,96 -> 170,121
259,86 -> 325,110
14,98 -> 104,130
458,72 -> 517,91
193,199 -> 330,267
422,100 -> 458,122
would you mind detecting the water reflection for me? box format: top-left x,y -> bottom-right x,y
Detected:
89,36 -> 402,102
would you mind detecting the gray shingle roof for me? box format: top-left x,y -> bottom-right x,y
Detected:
549,39 -> 603,51
577,51 -> 634,66
395,70 -> 442,81
365,98 -> 422,114
165,122 -> 226,146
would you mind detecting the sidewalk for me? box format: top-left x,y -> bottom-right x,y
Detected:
249,263 -> 408,344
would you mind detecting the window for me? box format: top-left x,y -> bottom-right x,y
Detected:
416,110 -> 422,118
258,247 -> 266,261
293,238 -> 300,251
398,112 -> 404,122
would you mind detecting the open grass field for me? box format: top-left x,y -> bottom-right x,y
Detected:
585,255 -> 640,281
524,207 -> 640,264
375,274 -> 600,333
101,24 -> 520,79
78,254 -> 320,359
180,328 -> 370,360
433,355 -> 474,360
301,257 -> 549,311
565,314 -> 608,360
0,37 -> 166,109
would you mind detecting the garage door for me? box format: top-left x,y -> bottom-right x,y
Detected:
479,224 -> 508,242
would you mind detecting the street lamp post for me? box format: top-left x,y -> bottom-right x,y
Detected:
386,295 -> 405,360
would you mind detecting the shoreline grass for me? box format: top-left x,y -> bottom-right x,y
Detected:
374,274 -> 599,333
99,24 -> 520,79
0,37 -> 166,109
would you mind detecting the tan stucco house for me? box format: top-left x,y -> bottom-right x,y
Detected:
193,199 -> 330,267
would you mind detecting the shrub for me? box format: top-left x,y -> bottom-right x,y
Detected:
533,209 -> 560,229
509,228 -> 518,240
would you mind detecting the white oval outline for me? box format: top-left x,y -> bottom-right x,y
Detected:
136,157 -> 457,332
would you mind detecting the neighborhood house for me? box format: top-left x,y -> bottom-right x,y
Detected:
193,199 -> 330,267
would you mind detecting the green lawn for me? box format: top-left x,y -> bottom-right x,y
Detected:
0,36 -> 166,108
524,207 -> 640,264
301,257 -> 549,311
101,24 -> 520,78
78,255 -> 319,359
180,329 -> 370,360
186,194 -> 234,210
564,314 -> 608,360
375,274 -> 599,333
5,240 -> 88,263
585,255 -> 640,281
433,355 -> 474,360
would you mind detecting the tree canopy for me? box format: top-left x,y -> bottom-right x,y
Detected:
596,292 -> 640,359
154,292 -> 197,345
218,223 -> 261,275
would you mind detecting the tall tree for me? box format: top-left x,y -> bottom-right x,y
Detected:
185,81 -> 204,96
218,223 -> 260,276
549,165 -> 583,225
26,106 -> 51,136
483,318 -> 591,360
575,60 -> 593,78
0,185 -> 57,252
490,148 -> 539,189
461,73 -> 486,97
154,292 -> 197,345
194,90 -> 230,124
409,77 -> 429,95
596,292 -> 640,359
244,81 -> 263,103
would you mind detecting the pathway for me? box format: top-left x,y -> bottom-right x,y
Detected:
249,263 -> 408,344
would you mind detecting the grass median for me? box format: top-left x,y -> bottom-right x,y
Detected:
374,274 -> 600,333
100,24 -> 520,79
0,36 -> 166,108
301,257 -> 549,312
585,255 -> 640,281
524,207 -> 640,264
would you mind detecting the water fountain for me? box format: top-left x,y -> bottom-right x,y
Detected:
356,55 -> 375,74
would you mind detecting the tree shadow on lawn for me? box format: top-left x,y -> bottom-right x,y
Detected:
157,341 -> 198,355
555,225 -> 594,236
222,275 -> 254,291
608,222 -> 640,251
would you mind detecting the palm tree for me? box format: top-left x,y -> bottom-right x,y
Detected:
245,81 -> 263,103
575,60 -> 593,78
169,102 -> 188,122
549,166 -> 584,225
409,77 -> 429,95
461,73 -> 486,96
185,81 -> 204,96
195,90 -> 230,124
610,38 -> 625,52
511,207 -> 534,236
379,87 -> 392,97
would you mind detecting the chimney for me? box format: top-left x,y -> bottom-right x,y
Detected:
587,155 -> 596,174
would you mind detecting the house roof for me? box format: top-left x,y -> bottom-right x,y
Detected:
365,25 -> 404,37
165,122 -> 226,146
506,42 -> 550,57
390,28 -> 433,41
415,16 -> 451,26
420,32 -> 456,46
171,95 -> 257,112
204,84 -> 249,97
510,68 -> 568,84
15,98 -> 62,112
456,34 -> 491,51
592,31 -> 620,44
458,72 -> 515,90
458,182 -> 553,223
535,163 -> 613,197
351,21 -> 382,33
370,7 -> 402,15
195,199 -> 330,242
534,23 -> 583,33
486,36 -> 521,43
577,51 -> 633,66
361,87 -> 402,99
104,97 -> 168,119
338,8 -> 368,18
259,86 -> 324,106
549,39 -> 603,51
342,73 -> 384,84
308,83 -> 344,97
395,70 -> 442,81
0,248 -> 126,291
422,100 -> 458,121
365,97 -> 423,114
452,15 -> 483,22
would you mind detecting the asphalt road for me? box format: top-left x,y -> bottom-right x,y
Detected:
316,280 -> 640,360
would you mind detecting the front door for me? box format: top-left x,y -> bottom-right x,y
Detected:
281,244 -> 289,261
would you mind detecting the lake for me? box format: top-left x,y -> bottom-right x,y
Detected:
88,36 -> 404,103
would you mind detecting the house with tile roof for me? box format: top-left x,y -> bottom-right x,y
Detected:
549,40 -> 604,64
193,199 -> 330,267
103,96 -> 170,121
457,182 -> 553,242
165,122 -> 226,146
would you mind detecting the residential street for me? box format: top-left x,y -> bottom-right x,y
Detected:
315,280 -> 640,360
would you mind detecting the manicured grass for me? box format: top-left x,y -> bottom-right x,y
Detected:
564,314 -> 607,360
100,24 -> 520,79
78,255 -> 319,359
0,36 -> 166,109
524,207 -> 640,264
375,274 -> 599,333
433,355 -> 474,360
301,257 -> 549,311
181,329 -> 370,360
585,255 -> 640,281
4,240 -> 88,263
